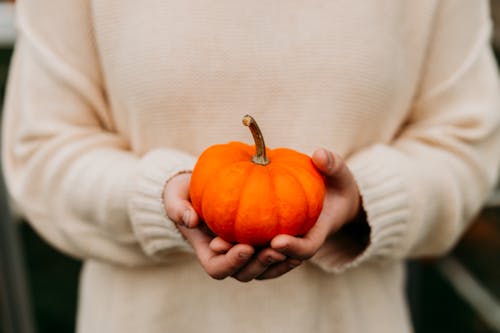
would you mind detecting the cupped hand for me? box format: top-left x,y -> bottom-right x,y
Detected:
162,148 -> 361,282
163,172 -> 302,281
209,237 -> 302,282
270,148 -> 362,260
163,173 -> 254,280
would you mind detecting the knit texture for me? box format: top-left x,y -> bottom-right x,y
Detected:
2,1 -> 499,332
128,148 -> 196,259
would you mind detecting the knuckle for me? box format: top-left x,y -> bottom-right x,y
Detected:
228,257 -> 244,270
208,270 -> 227,280
211,274 -> 227,281
222,257 -> 245,274
257,254 -> 272,267
233,274 -> 252,283
204,265 -> 227,280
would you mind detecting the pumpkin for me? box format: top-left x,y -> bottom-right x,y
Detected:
189,115 -> 326,246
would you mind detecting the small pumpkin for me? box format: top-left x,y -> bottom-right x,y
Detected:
189,115 -> 326,246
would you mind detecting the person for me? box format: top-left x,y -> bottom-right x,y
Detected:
2,1 -> 499,332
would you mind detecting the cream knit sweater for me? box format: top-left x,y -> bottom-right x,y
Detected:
3,1 -> 500,332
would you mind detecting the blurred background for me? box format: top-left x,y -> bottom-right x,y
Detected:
0,1 -> 499,332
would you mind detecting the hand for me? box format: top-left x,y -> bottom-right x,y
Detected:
163,173 -> 300,282
270,148 -> 362,260
163,173 -> 255,280
209,237 -> 303,282
208,147 -> 361,282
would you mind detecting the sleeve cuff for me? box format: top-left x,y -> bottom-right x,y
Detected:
128,148 -> 196,260
311,145 -> 411,273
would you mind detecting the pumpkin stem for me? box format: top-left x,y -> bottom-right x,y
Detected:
242,115 -> 270,166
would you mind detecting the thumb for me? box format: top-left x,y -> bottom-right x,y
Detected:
312,148 -> 353,190
163,174 -> 199,228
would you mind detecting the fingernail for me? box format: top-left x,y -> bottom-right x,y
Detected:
239,252 -> 252,259
267,257 -> 277,265
326,151 -> 334,169
182,210 -> 191,227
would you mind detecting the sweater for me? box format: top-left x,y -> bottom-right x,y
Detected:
3,1 -> 500,332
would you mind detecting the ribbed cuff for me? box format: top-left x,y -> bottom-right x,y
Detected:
128,148 -> 196,260
311,145 -> 410,273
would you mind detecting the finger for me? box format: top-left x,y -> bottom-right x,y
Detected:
270,223 -> 329,260
256,259 -> 302,280
177,224 -> 212,251
203,244 -> 255,280
312,148 -> 362,222
163,175 -> 199,228
165,199 -> 200,228
181,226 -> 255,280
180,206 -> 200,228
209,237 -> 233,254
232,249 -> 286,282
312,148 -> 352,189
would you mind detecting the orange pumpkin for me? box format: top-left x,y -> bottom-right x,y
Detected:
189,115 -> 326,246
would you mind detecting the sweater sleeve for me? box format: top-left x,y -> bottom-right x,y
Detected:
1,0 -> 194,266
311,0 -> 500,273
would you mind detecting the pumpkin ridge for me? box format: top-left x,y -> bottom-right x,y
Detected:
266,165 -> 280,236
232,163 -> 257,244
191,144 -> 249,214
274,164 -> 311,234
197,165 -> 224,223
272,150 -> 321,181
199,160 -> 250,242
